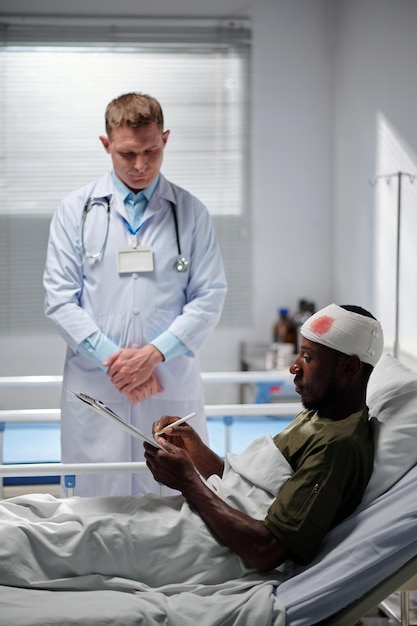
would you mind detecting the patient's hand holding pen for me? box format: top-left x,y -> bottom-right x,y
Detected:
155,412 -> 196,436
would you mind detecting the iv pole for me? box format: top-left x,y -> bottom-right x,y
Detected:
369,172 -> 416,358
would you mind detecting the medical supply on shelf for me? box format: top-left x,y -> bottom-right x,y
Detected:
272,307 -> 296,345
293,299 -> 316,352
267,308 -> 297,370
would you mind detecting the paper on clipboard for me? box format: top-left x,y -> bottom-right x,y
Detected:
68,391 -> 162,449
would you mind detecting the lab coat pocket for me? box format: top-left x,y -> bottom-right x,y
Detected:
96,311 -> 132,346
146,307 -> 178,342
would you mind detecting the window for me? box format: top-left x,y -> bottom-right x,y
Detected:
0,16 -> 252,332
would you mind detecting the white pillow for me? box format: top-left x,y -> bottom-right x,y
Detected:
362,353 -> 417,505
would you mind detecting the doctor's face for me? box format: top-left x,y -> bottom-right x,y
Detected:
100,122 -> 170,192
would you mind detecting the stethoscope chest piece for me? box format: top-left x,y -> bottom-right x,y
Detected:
174,256 -> 189,273
170,200 -> 189,272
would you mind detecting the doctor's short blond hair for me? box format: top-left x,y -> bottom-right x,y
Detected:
104,92 -> 164,137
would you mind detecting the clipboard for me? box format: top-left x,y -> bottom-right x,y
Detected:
68,391 -> 162,449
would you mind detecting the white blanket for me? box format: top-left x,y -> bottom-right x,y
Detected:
1,439 -> 417,626
0,578 -> 286,626
0,435 -> 292,625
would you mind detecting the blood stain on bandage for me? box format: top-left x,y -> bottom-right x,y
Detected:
310,315 -> 334,335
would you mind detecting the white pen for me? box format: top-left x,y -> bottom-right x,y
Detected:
155,412 -> 197,436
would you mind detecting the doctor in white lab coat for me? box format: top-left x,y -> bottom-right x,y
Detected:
43,93 -> 227,496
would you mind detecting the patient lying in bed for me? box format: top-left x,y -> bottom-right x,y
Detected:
0,304 -> 384,589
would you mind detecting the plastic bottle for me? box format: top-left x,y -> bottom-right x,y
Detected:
293,299 -> 315,352
272,308 -> 296,345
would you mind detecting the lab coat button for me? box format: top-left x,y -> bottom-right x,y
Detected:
132,273 -> 138,279
133,307 -> 140,315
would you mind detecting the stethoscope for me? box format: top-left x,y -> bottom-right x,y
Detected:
81,196 -> 189,272
81,197 -> 111,260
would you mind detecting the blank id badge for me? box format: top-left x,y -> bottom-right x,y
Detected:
117,246 -> 154,273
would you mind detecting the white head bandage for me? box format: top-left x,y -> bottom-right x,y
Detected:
300,303 -> 384,367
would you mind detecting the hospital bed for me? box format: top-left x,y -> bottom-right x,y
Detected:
0,353 -> 416,625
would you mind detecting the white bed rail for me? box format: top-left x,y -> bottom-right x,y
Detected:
0,370 -> 296,388
0,462 -> 151,498
0,371 -> 301,498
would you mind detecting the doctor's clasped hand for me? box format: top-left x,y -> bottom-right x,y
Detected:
103,343 -> 163,403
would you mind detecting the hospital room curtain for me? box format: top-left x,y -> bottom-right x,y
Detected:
0,16 -> 252,333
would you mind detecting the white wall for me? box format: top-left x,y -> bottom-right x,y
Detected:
332,0 -> 417,364
1,0 -> 417,406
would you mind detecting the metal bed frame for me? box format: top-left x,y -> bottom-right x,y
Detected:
322,555 -> 417,626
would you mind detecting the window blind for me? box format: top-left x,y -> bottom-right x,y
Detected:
0,16 -> 252,331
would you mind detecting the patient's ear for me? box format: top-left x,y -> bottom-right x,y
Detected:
343,354 -> 361,376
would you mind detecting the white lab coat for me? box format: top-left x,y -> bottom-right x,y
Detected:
44,171 -> 227,496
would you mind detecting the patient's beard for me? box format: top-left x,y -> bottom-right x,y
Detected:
301,370 -> 340,413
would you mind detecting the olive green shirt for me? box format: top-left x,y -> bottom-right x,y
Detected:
263,408 -> 374,564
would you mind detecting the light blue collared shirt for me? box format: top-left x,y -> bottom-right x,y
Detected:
77,172 -> 187,369
111,171 -> 159,232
